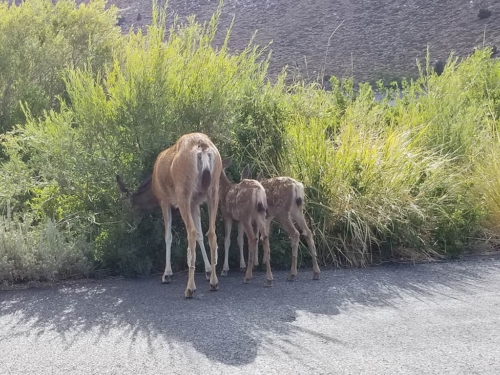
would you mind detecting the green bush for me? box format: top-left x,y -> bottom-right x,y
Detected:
0,1 -> 285,277
0,0 -> 120,137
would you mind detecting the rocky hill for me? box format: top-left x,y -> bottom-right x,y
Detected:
96,0 -> 500,83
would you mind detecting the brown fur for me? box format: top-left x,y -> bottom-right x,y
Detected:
219,161 -> 273,286
251,174 -> 321,280
117,133 -> 222,298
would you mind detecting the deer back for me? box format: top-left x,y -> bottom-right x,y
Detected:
222,179 -> 267,222
260,177 -> 304,218
152,133 -> 222,207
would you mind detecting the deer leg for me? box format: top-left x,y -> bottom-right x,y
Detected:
252,223 -> 260,267
222,218 -> 232,276
207,187 -> 219,291
192,205 -> 211,281
242,221 -> 256,284
237,222 -> 246,270
258,219 -> 273,287
261,217 -> 272,265
177,200 -> 198,298
247,222 -> 258,272
294,211 -> 320,280
161,204 -> 173,284
277,214 -> 300,282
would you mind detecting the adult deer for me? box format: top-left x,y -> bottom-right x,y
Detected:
241,170 -> 321,281
115,174 -> 215,283
219,159 -> 273,286
117,132 -> 222,298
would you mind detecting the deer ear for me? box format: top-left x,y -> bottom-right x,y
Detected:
256,170 -> 264,182
241,164 -> 251,180
222,157 -> 232,169
116,175 -> 130,196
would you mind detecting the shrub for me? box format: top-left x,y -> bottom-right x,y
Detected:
0,1 -> 285,276
0,0 -> 120,137
0,206 -> 92,283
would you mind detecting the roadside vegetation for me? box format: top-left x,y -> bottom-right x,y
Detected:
1,0 -> 499,284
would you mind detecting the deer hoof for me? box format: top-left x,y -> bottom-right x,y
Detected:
240,267 -> 246,272
210,283 -> 219,291
244,277 -> 252,284
287,274 -> 296,282
312,272 -> 320,280
205,272 -> 211,281
265,279 -> 274,287
221,270 -> 228,277
185,288 -> 195,298
162,275 -> 172,284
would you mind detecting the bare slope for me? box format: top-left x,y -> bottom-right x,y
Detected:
111,0 -> 500,83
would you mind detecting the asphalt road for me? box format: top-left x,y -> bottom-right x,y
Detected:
2,257 -> 500,374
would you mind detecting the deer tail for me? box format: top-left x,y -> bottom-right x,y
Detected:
197,149 -> 215,190
294,181 -> 305,207
256,187 -> 268,214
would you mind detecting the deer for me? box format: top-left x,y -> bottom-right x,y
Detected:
239,170 -> 321,281
219,158 -> 273,287
116,132 -> 222,298
116,174 -> 217,283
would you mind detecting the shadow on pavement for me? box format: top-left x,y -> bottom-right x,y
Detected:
1,258 -> 498,366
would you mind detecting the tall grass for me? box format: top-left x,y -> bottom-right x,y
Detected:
269,53 -> 495,266
474,135 -> 500,236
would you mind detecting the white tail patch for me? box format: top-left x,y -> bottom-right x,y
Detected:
196,150 -> 213,173
292,181 -> 305,207
197,150 -> 214,191
256,187 -> 267,212
202,152 -> 213,172
294,182 -> 305,200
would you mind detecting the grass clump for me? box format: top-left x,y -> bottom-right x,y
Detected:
271,50 -> 496,266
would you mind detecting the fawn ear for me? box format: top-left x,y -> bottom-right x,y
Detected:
241,164 -> 251,180
116,175 -> 130,196
256,170 -> 264,182
222,156 -> 232,169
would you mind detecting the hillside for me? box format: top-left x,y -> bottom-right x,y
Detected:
108,0 -> 500,83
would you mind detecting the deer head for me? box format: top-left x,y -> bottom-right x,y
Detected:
116,174 -> 159,226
